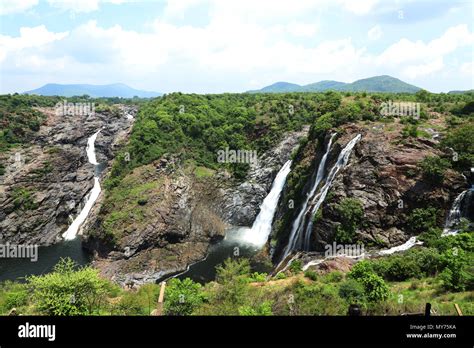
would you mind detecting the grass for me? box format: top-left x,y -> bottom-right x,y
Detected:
194,166 -> 215,178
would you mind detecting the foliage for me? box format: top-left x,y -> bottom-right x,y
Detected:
419,156 -> 451,185
439,248 -> 472,292
238,301 -> 273,316
338,279 -> 366,304
11,187 -> 38,211
27,258 -> 109,315
349,261 -> 390,303
441,122 -> 474,171
334,198 -> 364,243
304,270 -> 318,281
407,207 -> 439,233
289,260 -> 303,274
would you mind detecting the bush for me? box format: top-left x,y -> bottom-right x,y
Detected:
334,198 -> 364,243
238,301 -> 273,316
419,156 -> 451,184
349,261 -> 390,303
275,272 -> 287,280
248,272 -> 267,282
304,270 -> 318,281
407,207 -> 439,233
289,260 -> 303,274
339,279 -> 366,304
402,124 -> 419,138
359,273 -> 390,303
164,278 -> 204,316
439,248 -> 472,292
27,258 -> 109,315
348,260 -> 374,280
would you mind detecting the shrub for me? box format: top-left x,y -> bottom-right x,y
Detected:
289,260 -> 303,274
402,124 -> 419,138
334,198 -> 364,243
164,278 -> 204,316
339,279 -> 366,304
419,156 -> 451,184
407,207 -> 439,233
238,301 -> 273,316
349,261 -> 390,303
304,270 -> 318,281
27,258 -> 109,315
439,248 -> 472,292
248,272 -> 267,282
275,272 -> 287,280
359,273 -> 390,303
348,260 -> 374,280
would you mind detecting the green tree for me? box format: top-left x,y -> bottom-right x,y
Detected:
334,198 -> 364,243
439,248 -> 472,292
163,278 -> 204,316
27,258 -> 109,315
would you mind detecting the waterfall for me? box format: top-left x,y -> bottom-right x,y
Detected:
86,130 -> 100,165
281,133 -> 337,261
62,130 -> 102,241
302,134 -> 361,249
442,188 -> 473,236
240,160 -> 292,247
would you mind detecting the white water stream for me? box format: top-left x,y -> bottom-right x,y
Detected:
281,134 -> 336,260
281,134 -> 361,261
62,130 -> 102,241
240,160 -> 292,247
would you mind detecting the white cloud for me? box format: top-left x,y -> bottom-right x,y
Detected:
403,58 -> 444,79
374,24 -> 473,80
460,61 -> 473,76
340,0 -> 378,15
368,25 -> 382,41
0,0 -> 38,15
47,0 -> 127,14
0,25 -> 68,62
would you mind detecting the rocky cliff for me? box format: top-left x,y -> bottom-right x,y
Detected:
0,106 -> 136,245
272,116 -> 467,260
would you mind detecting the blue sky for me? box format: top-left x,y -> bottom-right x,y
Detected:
0,0 -> 472,94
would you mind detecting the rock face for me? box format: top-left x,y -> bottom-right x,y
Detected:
312,124 -> 466,250
0,106 -> 136,245
219,126 -> 309,226
84,128 -> 308,286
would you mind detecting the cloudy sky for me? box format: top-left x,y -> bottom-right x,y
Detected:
0,0 -> 472,94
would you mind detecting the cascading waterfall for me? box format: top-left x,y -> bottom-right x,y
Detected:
281,134 -> 361,261
62,130 -> 102,241
281,133 -> 336,261
302,134 -> 362,250
240,160 -> 292,247
442,187 -> 474,236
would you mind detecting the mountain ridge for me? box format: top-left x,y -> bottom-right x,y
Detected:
24,83 -> 161,98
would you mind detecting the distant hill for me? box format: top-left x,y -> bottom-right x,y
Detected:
448,89 -> 474,94
248,75 -> 422,94
24,83 -> 161,98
